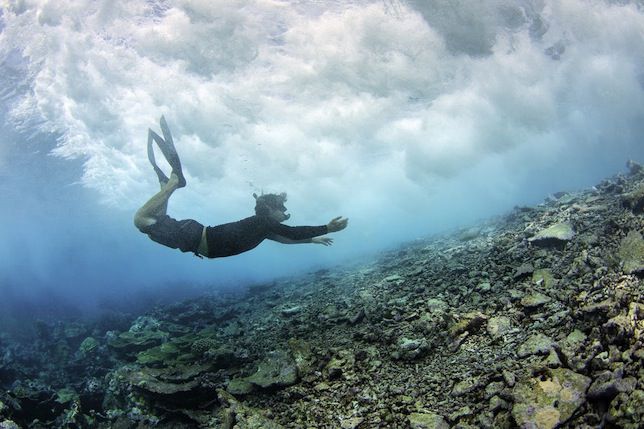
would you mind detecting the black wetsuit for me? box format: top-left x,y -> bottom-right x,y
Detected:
138,215 -> 204,255
139,215 -> 327,258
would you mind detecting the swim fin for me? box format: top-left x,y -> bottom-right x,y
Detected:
147,116 -> 186,188
147,130 -> 169,186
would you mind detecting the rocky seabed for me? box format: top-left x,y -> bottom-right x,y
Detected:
1,162 -> 643,428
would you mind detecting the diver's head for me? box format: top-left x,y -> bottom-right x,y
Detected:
253,192 -> 290,222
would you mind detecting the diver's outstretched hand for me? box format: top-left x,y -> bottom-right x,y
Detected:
327,216 -> 348,233
312,237 -> 333,246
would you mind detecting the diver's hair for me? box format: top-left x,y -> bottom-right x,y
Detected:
253,192 -> 287,216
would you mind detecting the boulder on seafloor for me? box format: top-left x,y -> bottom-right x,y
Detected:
288,338 -> 316,378
408,412 -> 449,429
617,230 -> 644,274
558,329 -> 587,363
426,298 -> 448,312
528,222 -> 575,248
520,292 -> 552,309
486,316 -> 512,340
580,299 -> 615,315
532,269 -> 555,288
244,350 -> 299,389
452,377 -> 483,396
226,378 -> 255,395
517,333 -> 556,358
602,313 -> 635,346
587,369 -> 636,401
394,337 -> 428,360
512,368 -> 591,429
513,263 -> 534,280
339,416 -> 364,429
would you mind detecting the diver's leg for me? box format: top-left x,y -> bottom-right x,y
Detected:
134,173 -> 180,230
156,179 -> 169,216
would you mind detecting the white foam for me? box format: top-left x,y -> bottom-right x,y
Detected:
1,0 -> 643,226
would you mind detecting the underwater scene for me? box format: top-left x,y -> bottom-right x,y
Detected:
1,1 -> 644,428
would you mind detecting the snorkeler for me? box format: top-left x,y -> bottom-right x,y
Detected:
134,116 -> 349,258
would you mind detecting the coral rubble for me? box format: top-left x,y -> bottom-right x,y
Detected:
1,162 -> 643,428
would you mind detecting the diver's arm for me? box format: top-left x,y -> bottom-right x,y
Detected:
268,234 -> 333,246
269,221 -> 328,240
267,234 -> 306,244
265,217 -> 347,245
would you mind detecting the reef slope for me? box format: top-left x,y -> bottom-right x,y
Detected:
1,162 -> 643,428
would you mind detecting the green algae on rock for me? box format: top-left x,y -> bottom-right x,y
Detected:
136,342 -> 181,366
107,330 -> 168,355
512,368 -> 591,429
607,389 -> 644,428
520,292 -> 552,309
408,411 -> 449,429
78,337 -> 99,356
55,387 -> 79,405
190,336 -> 219,356
226,378 -> 255,395
392,337 -> 428,361
486,315 -> 512,340
558,329 -> 587,364
517,333 -> 556,358
618,230 -> 644,274
532,269 -> 555,288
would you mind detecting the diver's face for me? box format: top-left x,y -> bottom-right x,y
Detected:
268,206 -> 290,222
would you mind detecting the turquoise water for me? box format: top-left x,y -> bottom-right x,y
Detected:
1,0 -> 643,326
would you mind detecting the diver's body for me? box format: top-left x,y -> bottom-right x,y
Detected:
134,117 -> 348,258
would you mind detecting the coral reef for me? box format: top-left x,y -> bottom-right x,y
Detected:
0,162 -> 642,428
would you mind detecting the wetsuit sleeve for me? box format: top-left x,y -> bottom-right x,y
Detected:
269,222 -> 328,240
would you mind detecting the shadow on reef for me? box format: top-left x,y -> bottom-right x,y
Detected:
1,161 -> 643,428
